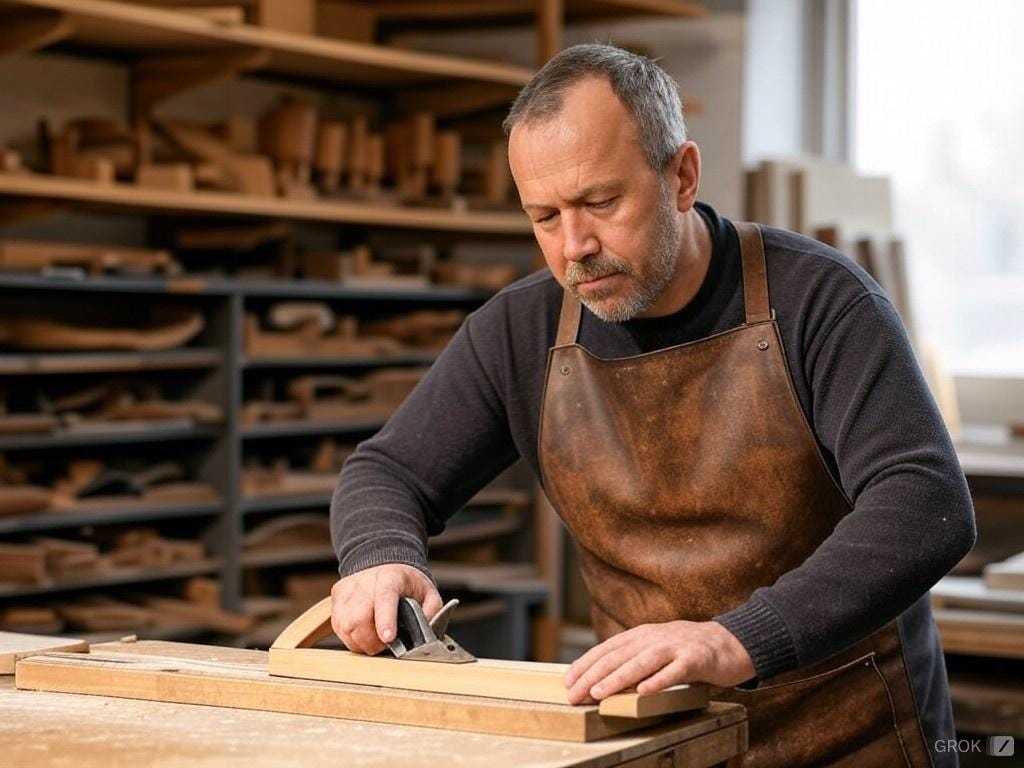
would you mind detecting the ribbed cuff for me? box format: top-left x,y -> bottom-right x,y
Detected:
338,540 -> 434,584
715,595 -> 799,686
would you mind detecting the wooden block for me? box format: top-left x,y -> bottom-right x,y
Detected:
314,120 -> 347,192
183,576 -> 221,607
58,598 -> 153,632
136,163 -> 194,192
410,112 -> 435,169
432,130 -> 461,194
0,239 -> 180,276
931,575 -> 1024,613
253,0 -> 313,34
317,1 -> 376,42
0,485 -> 52,517
0,632 -> 87,675
139,596 -> 254,635
0,543 -> 48,584
14,641 -> 727,742
985,552 -> 1024,590
934,608 -> 1024,658
485,139 -> 511,205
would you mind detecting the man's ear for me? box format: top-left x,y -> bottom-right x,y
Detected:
667,141 -> 701,212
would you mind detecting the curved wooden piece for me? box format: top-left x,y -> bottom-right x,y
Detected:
271,596 -> 333,650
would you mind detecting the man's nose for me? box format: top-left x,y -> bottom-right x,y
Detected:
562,210 -> 600,263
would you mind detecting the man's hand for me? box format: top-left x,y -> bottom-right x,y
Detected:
564,620 -> 755,704
330,564 -> 442,655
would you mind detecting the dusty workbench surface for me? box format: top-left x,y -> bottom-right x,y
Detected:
0,676 -> 745,767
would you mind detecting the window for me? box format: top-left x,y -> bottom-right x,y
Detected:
853,0 -> 1024,376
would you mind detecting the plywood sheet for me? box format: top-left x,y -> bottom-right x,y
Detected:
0,631 -> 87,674
269,646 -> 708,717
14,641 -> 711,743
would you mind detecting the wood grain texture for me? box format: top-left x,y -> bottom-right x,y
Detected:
0,631 -> 87,674
13,641 -> 733,744
1,675 -> 745,767
269,647 -> 708,717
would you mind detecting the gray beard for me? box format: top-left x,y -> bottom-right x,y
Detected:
567,190 -> 681,323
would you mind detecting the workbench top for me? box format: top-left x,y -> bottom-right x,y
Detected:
0,677 -> 746,767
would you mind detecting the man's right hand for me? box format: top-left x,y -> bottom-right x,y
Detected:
330,563 -> 442,655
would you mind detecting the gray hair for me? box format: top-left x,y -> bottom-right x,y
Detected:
502,43 -> 687,171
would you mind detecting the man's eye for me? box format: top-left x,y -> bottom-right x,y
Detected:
535,212 -> 557,224
587,197 -> 618,209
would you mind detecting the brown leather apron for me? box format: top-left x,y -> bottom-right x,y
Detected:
538,222 -> 933,766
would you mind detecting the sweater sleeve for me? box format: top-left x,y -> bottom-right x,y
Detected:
715,292 -> 976,681
330,312 -> 520,579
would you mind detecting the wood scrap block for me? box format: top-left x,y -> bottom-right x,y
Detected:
33,537 -> 103,579
140,595 -> 254,635
243,514 -> 331,552
432,130 -> 461,197
0,240 -> 181,276
0,484 -> 52,517
136,162 -> 194,192
0,631 -> 87,674
985,552 -> 1024,591
252,0 -> 314,34
345,115 -> 368,193
57,598 -> 153,632
317,1 -> 376,42
0,607 -> 62,635
284,572 -> 337,609
314,120 -> 347,193
0,543 -> 48,584
215,116 -> 258,154
183,576 -> 221,607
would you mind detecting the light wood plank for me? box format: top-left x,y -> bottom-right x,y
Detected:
13,641 -> 724,743
931,575 -> 1024,614
0,631 -> 87,674
0,173 -> 530,234
269,646 -> 708,717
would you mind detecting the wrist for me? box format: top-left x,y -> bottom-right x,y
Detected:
705,620 -> 756,685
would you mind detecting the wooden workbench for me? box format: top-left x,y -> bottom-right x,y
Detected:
0,677 -> 746,767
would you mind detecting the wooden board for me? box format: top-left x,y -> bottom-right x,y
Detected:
0,676 -> 746,768
16,641 -> 711,743
0,631 -> 87,674
934,609 -> 1024,659
931,575 -> 1024,613
269,647 -> 708,717
985,552 -> 1024,590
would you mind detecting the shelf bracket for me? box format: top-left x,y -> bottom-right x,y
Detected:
0,10 -> 76,59
131,47 -> 272,118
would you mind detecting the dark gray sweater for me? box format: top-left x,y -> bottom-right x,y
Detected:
331,201 -> 975,761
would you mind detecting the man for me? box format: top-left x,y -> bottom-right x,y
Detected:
330,44 -> 974,766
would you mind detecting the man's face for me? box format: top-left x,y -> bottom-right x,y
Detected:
508,77 -> 682,322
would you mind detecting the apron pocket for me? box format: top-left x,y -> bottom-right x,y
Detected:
714,652 -> 914,767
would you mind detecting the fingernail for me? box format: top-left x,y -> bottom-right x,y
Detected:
381,629 -> 393,641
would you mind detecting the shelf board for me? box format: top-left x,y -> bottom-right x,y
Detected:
240,419 -> 386,440
0,558 -> 222,598
231,278 -> 490,301
240,487 -> 529,516
0,421 -> 220,450
0,174 -> 531,234
0,499 -> 222,535
369,0 -> 707,26
0,0 -> 533,89
242,545 -> 334,569
0,347 -> 222,375
242,352 -> 438,369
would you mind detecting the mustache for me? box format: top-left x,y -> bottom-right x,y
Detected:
565,255 -> 632,286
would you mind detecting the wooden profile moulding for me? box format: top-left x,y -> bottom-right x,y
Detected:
269,596 -> 710,719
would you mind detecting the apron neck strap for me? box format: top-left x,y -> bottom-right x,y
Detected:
555,284 -> 582,346
735,221 -> 773,324
553,220 -> 773,345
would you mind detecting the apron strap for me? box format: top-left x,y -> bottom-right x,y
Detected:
555,285 -> 582,346
735,221 -> 773,324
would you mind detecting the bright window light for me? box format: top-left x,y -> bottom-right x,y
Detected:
854,0 -> 1024,376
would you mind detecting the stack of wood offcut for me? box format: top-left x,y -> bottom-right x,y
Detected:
0,528 -> 209,588
745,155 -> 960,437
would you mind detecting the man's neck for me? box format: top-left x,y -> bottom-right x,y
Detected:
637,208 -> 712,319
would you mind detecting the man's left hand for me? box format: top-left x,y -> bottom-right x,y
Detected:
564,620 -> 756,704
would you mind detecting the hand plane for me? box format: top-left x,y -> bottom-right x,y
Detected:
386,596 -> 475,663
